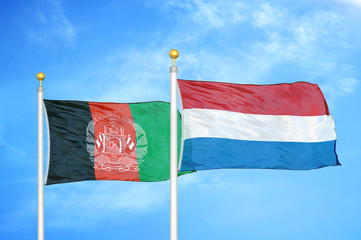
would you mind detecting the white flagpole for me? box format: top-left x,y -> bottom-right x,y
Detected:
37,72 -> 45,240
169,49 -> 179,240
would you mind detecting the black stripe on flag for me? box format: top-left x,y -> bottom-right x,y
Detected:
44,100 -> 96,185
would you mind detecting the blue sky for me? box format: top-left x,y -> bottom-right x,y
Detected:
1,0 -> 361,239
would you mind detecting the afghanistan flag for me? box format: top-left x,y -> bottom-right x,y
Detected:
44,100 -> 186,185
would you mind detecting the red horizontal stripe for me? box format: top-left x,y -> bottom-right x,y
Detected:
178,80 -> 329,116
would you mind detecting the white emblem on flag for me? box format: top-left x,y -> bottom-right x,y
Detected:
86,113 -> 148,172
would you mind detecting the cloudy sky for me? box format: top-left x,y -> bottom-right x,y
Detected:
1,0 -> 361,239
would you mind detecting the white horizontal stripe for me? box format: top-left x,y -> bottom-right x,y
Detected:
183,109 -> 336,142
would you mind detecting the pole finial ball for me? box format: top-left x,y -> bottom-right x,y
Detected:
37,72 -> 45,81
169,49 -> 179,60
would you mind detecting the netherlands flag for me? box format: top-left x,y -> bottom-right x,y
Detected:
177,79 -> 340,172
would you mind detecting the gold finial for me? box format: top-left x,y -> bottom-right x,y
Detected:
169,49 -> 179,66
36,72 -> 45,87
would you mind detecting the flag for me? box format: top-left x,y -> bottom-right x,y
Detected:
44,100 -> 187,185
177,79 -> 339,172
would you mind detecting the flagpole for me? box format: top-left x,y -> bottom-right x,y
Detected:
37,72 -> 45,240
169,49 -> 179,240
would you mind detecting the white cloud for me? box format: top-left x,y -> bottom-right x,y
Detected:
293,26 -> 316,45
245,3 -> 361,90
27,0 -> 75,45
165,0 -> 246,28
320,77 -> 359,107
332,0 -> 361,7
336,78 -> 358,93
180,51 -> 248,83
253,2 -> 283,28
192,0 -> 245,27
95,48 -> 171,103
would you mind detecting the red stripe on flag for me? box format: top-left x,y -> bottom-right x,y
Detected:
89,102 -> 140,181
178,80 -> 329,116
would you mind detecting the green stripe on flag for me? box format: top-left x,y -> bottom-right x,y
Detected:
129,101 -> 185,181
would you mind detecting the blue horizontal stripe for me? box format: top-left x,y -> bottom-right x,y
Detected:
180,138 -> 339,171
